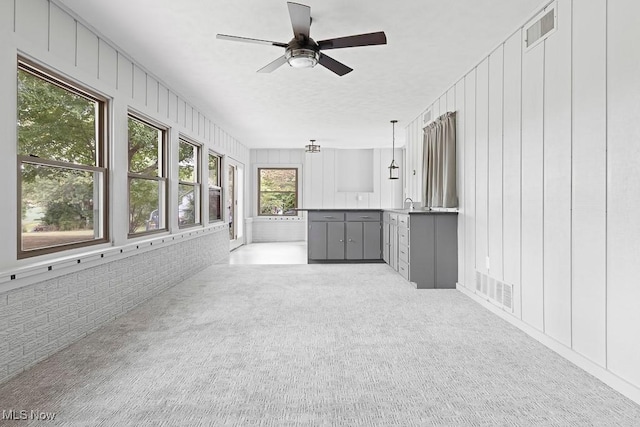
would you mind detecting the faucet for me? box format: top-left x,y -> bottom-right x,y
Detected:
404,197 -> 414,210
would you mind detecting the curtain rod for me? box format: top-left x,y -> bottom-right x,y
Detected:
423,111 -> 456,129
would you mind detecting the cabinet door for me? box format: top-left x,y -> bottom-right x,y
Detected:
363,221 -> 382,260
327,222 -> 345,260
308,222 -> 327,260
346,222 -> 364,260
390,224 -> 398,270
382,222 -> 390,263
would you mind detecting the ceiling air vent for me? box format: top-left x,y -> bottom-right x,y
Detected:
524,2 -> 557,51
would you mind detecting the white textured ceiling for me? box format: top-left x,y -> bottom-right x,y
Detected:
58,0 -> 543,149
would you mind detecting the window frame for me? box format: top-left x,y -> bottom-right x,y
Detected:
126,113 -> 169,238
177,137 -> 202,228
16,57 -> 109,259
257,167 -> 299,217
208,151 -> 223,223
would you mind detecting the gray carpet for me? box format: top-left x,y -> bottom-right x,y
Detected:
1,263 -> 639,426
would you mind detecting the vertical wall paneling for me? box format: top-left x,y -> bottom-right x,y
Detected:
0,0 -> 13,36
158,84 -> 169,119
76,23 -> 98,78
571,0 -> 607,366
607,0 -> 640,387
370,149 -> 381,208
475,59 -> 489,275
279,149 -> 291,164
116,53 -> 132,97
15,0 -> 48,50
322,149 -> 336,208
132,65 -> 146,106
186,106 -> 193,132
97,39 -> 117,89
464,70 -> 477,288
502,30 -> 523,318
168,91 -> 178,123
178,99 -> 186,128
455,78 -> 465,285
446,87 -> 456,116
48,3 -> 76,66
520,37 -> 545,331
542,0 -> 572,346
267,149 -> 280,164
146,75 -> 158,112
488,46 -> 504,281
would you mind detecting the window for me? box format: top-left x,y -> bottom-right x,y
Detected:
208,152 -> 222,222
17,59 -> 108,258
178,139 -> 201,227
127,115 -> 167,236
257,168 -> 298,216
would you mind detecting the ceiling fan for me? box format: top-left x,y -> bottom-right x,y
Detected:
216,2 -> 387,76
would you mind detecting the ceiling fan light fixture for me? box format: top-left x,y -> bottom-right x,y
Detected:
305,139 -> 321,153
285,48 -> 319,68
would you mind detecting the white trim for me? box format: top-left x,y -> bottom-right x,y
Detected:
456,283 -> 640,405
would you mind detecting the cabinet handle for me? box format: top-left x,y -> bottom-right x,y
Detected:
348,239 -> 353,242
400,250 -> 405,255
360,216 -> 371,219
339,239 -> 344,242
323,216 -> 335,219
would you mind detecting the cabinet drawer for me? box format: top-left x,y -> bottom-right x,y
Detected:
346,211 -> 381,222
398,214 -> 410,228
398,228 -> 409,247
398,260 -> 410,281
398,244 -> 409,264
389,213 -> 398,225
309,212 -> 345,222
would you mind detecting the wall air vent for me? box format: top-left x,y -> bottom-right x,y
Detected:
423,110 -> 432,124
475,271 -> 515,313
523,2 -> 557,51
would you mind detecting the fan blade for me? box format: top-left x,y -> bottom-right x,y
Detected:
318,53 -> 353,76
287,2 -> 311,38
257,56 -> 288,73
216,34 -> 288,48
318,31 -> 387,50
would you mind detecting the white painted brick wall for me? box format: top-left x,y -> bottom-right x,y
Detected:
251,217 -> 307,242
0,229 -> 229,385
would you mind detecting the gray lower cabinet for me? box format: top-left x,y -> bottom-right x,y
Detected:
383,211 -> 458,289
308,211 -> 382,262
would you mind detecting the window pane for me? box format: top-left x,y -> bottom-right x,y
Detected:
128,117 -> 162,176
259,192 -> 297,215
208,187 -> 221,222
21,163 -> 103,251
179,141 -> 197,182
18,69 -> 98,165
208,154 -> 219,186
179,183 -> 199,226
129,178 -> 165,234
259,169 -> 296,192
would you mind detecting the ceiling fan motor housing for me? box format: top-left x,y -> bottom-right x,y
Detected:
285,37 -> 320,68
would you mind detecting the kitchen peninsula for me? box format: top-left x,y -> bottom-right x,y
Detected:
304,209 -> 458,289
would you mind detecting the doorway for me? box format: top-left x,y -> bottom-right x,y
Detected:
227,159 -> 244,250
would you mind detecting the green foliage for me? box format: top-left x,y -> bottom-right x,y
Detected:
129,178 -> 160,233
18,69 -> 96,167
259,169 -> 297,215
178,141 -> 196,182
128,118 -> 161,176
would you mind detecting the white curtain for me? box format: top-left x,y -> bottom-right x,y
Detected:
423,111 -> 457,208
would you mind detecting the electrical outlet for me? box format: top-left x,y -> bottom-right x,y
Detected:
486,256 -> 490,271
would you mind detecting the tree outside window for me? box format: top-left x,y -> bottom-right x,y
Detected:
208,152 -> 222,222
17,59 -> 108,257
258,168 -> 297,216
127,115 -> 167,235
178,139 -> 201,227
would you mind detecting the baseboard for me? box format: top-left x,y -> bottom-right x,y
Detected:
456,283 -> 640,406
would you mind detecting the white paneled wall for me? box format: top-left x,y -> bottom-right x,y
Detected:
249,148 -> 403,242
0,0 -> 249,383
404,0 -> 640,402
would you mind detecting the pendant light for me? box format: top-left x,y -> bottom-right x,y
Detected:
388,120 -> 399,179
305,139 -> 320,153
